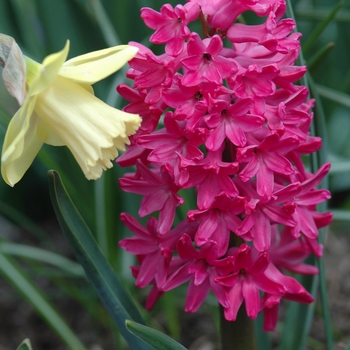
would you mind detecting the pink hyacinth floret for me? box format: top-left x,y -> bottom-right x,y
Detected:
116,0 -> 332,331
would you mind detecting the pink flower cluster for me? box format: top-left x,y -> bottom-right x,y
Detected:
116,0 -> 332,330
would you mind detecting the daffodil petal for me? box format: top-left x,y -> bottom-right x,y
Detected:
1,97 -> 42,186
2,96 -> 37,162
36,118 -> 65,146
78,83 -> 94,95
27,40 -> 70,97
34,76 -> 141,179
59,45 -> 138,84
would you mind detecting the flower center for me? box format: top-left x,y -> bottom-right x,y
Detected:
195,91 -> 203,101
203,53 -> 211,61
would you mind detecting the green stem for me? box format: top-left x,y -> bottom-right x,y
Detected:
219,233 -> 257,350
220,304 -> 257,350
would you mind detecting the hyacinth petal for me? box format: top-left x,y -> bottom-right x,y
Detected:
287,263 -> 319,275
301,162 -> 331,193
252,210 -> 271,252
239,156 -> 260,182
185,278 -> 211,312
60,45 -> 138,84
119,237 -> 157,255
225,120 -> 247,147
140,7 -> 164,29
252,273 -> 285,295
273,182 -> 301,202
225,280 -> 244,321
266,264 -> 313,303
208,215 -> 231,255
249,252 -> 270,275
261,150 -> 294,175
297,208 -> 318,239
151,22 -> 180,43
233,244 -> 253,270
162,262 -> 192,291
257,160 -> 274,197
263,303 -> 280,331
262,205 -> 295,227
242,278 -> 260,319
206,35 -> 223,56
184,2 -> 200,22
136,252 -> 160,288
197,174 -> 219,208
313,211 -> 333,229
139,191 -> 168,216
296,190 -> 331,206
120,213 -> 151,238
236,213 -> 255,236
211,1 -> 241,30
1,97 -> 43,186
195,210 -> 219,244
157,195 -> 177,234
145,285 -> 164,310
232,113 -> 265,132
205,124 -> 226,151
186,33 -> 205,56
120,179 -> 158,196
209,271 -> 230,308
177,233 -> 200,260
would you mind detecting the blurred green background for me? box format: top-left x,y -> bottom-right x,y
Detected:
0,0 -> 350,349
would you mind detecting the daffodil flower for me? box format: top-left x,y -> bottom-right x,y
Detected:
0,34 -> 141,186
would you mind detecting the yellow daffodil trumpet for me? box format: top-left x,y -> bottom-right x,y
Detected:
0,34 -> 141,186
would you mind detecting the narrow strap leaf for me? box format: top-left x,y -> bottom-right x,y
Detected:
0,252 -> 87,350
302,1 -> 344,54
126,320 -> 188,350
48,170 -> 151,350
16,339 -> 33,350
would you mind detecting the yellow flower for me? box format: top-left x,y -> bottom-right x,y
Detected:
0,35 -> 141,186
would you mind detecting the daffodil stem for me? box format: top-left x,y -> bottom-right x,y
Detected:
219,303 -> 257,350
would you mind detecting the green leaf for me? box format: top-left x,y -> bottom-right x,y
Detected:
47,170 -> 150,350
315,84 -> 350,108
295,6 -> 350,23
302,1 -> 344,54
307,42 -> 335,72
88,0 -> 120,47
331,210 -> 350,221
126,320 -> 188,350
0,252 -> 86,350
0,241 -> 85,277
16,339 -> 33,350
254,313 -> 271,350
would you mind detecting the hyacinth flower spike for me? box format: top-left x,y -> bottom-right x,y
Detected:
117,0 -> 332,341
0,34 -> 141,186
